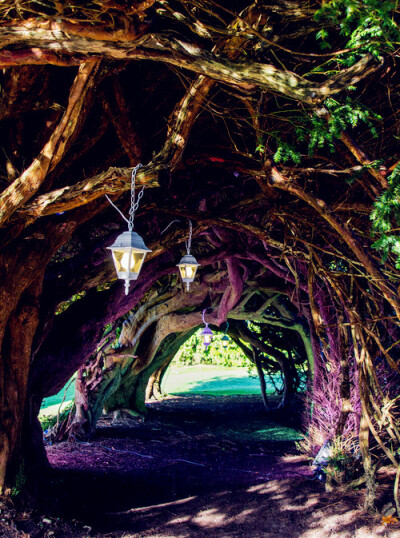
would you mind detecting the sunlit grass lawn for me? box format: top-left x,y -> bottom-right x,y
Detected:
162,365 -> 264,395
40,365 -> 301,441
41,365 -> 269,412
40,377 -> 76,415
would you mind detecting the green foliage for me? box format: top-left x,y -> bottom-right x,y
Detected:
11,461 -> 27,497
371,165 -> 400,267
97,281 -> 113,292
297,97 -> 381,155
326,258 -> 349,273
103,323 -> 113,337
55,291 -> 86,315
257,136 -> 301,165
315,0 -> 400,64
315,28 -> 331,50
174,328 -> 251,368
39,402 -> 73,431
247,320 -> 261,334
326,438 -> 362,484
273,140 -> 302,165
115,326 -> 122,342
258,97 -> 380,165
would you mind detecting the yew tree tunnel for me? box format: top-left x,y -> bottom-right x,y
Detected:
32,262 -> 312,441
1,0 -> 400,510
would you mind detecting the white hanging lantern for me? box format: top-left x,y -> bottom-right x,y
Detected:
177,254 -> 200,291
177,219 -> 200,291
106,164 -> 151,295
108,230 -> 151,295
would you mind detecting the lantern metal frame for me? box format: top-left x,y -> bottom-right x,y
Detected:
176,220 -> 200,291
201,308 -> 213,348
221,321 -> 230,348
106,164 -> 151,295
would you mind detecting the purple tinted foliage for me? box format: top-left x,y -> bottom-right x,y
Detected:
303,349 -> 361,455
303,346 -> 400,458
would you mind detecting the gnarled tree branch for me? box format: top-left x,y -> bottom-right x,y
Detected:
0,59 -> 101,228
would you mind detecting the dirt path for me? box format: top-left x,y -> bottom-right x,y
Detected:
11,394 -> 400,536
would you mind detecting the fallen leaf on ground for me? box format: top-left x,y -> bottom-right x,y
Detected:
382,514 -> 398,526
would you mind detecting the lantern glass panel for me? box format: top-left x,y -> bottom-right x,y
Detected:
204,333 -> 212,344
179,264 -> 198,280
112,249 -> 146,278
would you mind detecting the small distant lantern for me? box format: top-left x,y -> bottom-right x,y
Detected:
221,321 -> 230,348
177,220 -> 200,291
106,164 -> 151,295
108,230 -> 151,295
177,254 -> 200,291
202,308 -> 213,348
221,334 -> 230,348
202,325 -> 213,348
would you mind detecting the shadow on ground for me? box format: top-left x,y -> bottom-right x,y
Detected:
38,394 -> 394,537
95,479 -> 387,538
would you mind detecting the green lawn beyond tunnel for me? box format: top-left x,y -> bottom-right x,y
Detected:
41,366 -> 270,412
40,366 -> 302,441
162,365 -> 262,395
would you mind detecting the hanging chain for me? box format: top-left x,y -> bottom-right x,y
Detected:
202,308 -> 208,325
105,163 -> 145,230
186,219 -> 193,255
128,163 -> 144,231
